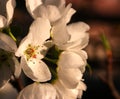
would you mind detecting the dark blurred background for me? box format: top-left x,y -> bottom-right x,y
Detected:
13,0 -> 120,99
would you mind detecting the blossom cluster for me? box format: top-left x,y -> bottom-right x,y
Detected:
0,0 -> 90,99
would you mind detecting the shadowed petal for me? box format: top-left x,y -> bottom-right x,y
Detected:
33,5 -> 61,22
25,0 -> 42,18
12,56 -> 21,78
0,33 -> 17,52
17,83 -> 56,99
21,57 -> 51,82
0,62 -> 12,88
44,0 -> 65,7
0,83 -> 18,99
0,16 -> 7,28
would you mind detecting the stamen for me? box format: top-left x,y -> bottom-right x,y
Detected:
24,44 -> 39,61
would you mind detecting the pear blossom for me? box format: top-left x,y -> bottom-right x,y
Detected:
15,18 -> 53,82
0,0 -> 16,28
25,0 -> 76,24
16,0 -> 90,98
0,33 -> 21,88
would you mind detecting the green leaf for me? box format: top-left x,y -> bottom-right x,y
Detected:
101,33 -> 111,50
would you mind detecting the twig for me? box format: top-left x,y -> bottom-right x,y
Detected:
106,50 -> 120,99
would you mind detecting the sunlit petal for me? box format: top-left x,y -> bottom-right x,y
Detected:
54,80 -> 78,99
58,68 -> 83,88
77,81 -> 87,98
67,22 -> 90,38
15,36 -> 31,57
58,51 -> 85,68
52,19 -> 70,46
6,0 -> 16,25
28,18 -> 51,45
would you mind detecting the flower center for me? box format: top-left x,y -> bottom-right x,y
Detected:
24,44 -> 39,61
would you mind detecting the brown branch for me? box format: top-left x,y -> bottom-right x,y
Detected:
106,50 -> 120,99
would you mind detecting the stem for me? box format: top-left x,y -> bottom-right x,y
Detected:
106,50 -> 120,99
99,34 -> 120,99
8,28 -> 17,42
44,57 -> 57,64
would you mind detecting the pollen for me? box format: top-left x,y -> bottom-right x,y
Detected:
24,44 -> 39,61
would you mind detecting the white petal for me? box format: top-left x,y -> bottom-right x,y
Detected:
0,62 -> 12,88
60,3 -> 76,23
77,81 -> 87,98
54,80 -> 78,99
17,83 -> 56,99
67,22 -> 90,42
52,19 -> 70,46
0,0 -> 7,17
58,51 -> 85,68
44,0 -> 65,7
6,0 -> 16,25
46,5 -> 61,22
0,16 -> 7,28
21,57 -> 51,82
25,0 -> 42,18
58,68 -> 83,88
64,8 -> 76,23
33,5 -> 61,23
0,33 -> 17,52
59,32 -> 89,50
0,83 -> 18,99
68,22 -> 90,34
28,18 -> 51,45
15,36 -> 31,57
12,56 -> 21,78
68,33 -> 89,50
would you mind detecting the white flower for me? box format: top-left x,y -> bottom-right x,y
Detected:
0,33 -> 21,88
15,18 -> 52,82
0,0 -> 16,28
25,0 -> 75,23
17,82 -> 57,99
